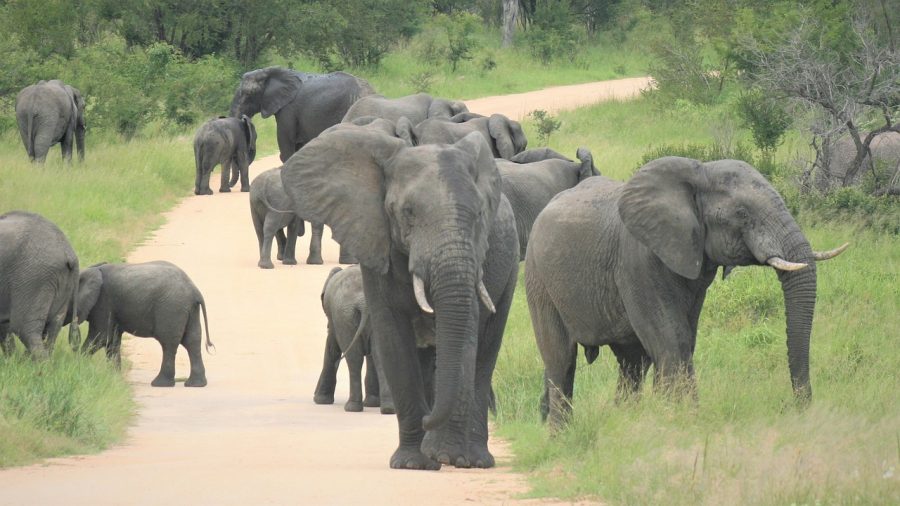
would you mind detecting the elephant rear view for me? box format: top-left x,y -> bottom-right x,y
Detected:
193,115 -> 257,195
0,211 -> 81,358
15,80 -> 85,163
74,261 -> 214,387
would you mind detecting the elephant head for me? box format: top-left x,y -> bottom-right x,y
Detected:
230,66 -> 310,119
240,114 -> 258,163
486,114 -> 528,159
281,123 -> 502,429
618,157 -> 847,402
428,98 -> 469,119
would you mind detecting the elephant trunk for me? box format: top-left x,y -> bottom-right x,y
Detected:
775,221 -> 817,405
421,253 -> 479,431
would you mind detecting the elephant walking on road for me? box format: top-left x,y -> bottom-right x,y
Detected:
496,147 -> 598,259
315,266 -> 394,414
0,211 -> 81,358
72,261 -> 213,387
526,157 -> 848,427
193,115 -> 257,195
15,80 -> 85,163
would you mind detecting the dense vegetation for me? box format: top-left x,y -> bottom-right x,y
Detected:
1,1 -> 898,502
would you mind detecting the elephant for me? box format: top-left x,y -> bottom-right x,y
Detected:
15,80 -> 85,163
403,113 -> 528,160
496,147 -> 599,260
816,130 -> 900,192
193,115 -> 257,195
341,93 -> 469,126
525,157 -> 848,427
230,66 -> 375,162
281,120 -> 519,470
70,261 -> 214,387
250,166 -> 333,268
0,211 -> 81,358
314,265 -> 394,414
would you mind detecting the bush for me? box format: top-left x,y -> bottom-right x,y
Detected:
736,90 -> 791,154
523,0 -> 579,64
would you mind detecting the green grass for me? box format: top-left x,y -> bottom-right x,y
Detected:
494,98 -> 900,504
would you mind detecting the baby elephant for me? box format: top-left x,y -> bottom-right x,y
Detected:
193,115 -> 257,195
314,266 -> 393,413
73,261 -> 214,387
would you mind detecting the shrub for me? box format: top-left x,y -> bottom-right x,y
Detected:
736,90 -> 791,154
529,109 -> 562,145
523,0 -> 579,64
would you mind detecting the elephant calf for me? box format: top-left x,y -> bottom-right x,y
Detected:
193,115 -> 257,195
250,166 -> 318,268
314,266 -> 393,413
73,261 -> 214,387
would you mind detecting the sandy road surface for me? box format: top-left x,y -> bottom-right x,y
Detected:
0,77 -> 648,505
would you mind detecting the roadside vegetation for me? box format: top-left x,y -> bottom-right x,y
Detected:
1,1 -> 897,502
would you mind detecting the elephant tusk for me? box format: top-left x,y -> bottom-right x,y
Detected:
813,242 -> 849,261
477,280 -> 496,314
767,257 -> 808,271
413,275 -> 434,314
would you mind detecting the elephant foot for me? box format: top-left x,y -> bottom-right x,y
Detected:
282,258 -> 298,266
344,400 -> 364,412
390,446 -> 441,471
363,395 -> 380,408
184,375 -> 207,387
380,403 -> 396,415
314,393 -> 334,405
219,187 -> 231,193
338,254 -> 357,264
151,376 -> 176,387
240,187 -> 250,193
306,255 -> 324,265
276,252 -> 284,261
422,430 -> 493,468
258,259 -> 275,269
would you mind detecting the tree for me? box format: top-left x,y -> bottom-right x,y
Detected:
502,0 -> 519,47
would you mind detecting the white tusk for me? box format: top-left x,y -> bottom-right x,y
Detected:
767,257 -> 808,271
413,275 -> 434,314
813,242 -> 849,261
477,280 -> 496,314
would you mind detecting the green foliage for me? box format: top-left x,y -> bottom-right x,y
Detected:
646,34 -> 722,105
736,91 -> 791,154
411,12 -> 482,72
522,0 -> 580,64
528,110 -> 562,145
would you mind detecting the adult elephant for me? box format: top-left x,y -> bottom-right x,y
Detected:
281,120 -> 519,470
526,157 -> 848,427
230,66 -> 375,162
193,115 -> 257,195
404,113 -> 528,160
342,93 -> 469,126
816,130 -> 900,192
0,211 -> 81,358
496,147 -> 598,260
15,80 -> 85,163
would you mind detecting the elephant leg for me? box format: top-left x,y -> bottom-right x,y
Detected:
42,316 -> 63,354
151,339 -> 178,387
370,342 -> 396,414
363,272 -> 439,470
532,300 -> 576,428
314,325 -> 341,404
219,159 -> 232,193
238,159 -> 250,192
229,158 -> 240,188
275,229 -> 286,261
258,215 -> 281,269
200,166 -> 214,195
106,328 -> 124,370
182,308 -> 207,387
338,246 -> 357,265
610,340 -> 652,402
60,127 -> 74,163
417,346 -> 436,409
281,220 -> 300,265
363,353 -> 380,407
306,222 -> 324,265
80,322 -> 106,356
344,350 -> 365,412
0,325 -> 13,355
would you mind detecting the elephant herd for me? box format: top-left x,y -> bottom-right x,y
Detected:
5,67 -> 850,472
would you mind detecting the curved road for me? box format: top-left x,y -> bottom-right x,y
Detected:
0,77 -> 649,505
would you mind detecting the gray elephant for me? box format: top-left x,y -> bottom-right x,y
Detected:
405,113 -> 528,160
250,166 -> 333,268
314,265 -> 394,414
526,157 -> 848,427
15,80 -> 85,163
193,115 -> 257,195
71,261 -> 213,387
230,67 -> 375,162
496,147 -> 598,259
341,93 -> 469,125
281,121 -> 519,470
0,211 -> 81,358
817,130 -> 900,192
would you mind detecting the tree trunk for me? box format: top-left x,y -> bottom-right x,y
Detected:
501,0 -> 519,48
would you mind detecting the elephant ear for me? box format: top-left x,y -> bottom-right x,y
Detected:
281,124 -> 406,274
260,68 -> 301,118
77,268 -> 103,322
619,156 -> 707,280
454,132 -> 502,263
428,98 -> 469,119
449,111 -> 484,123
394,117 -> 416,146
488,114 -> 527,159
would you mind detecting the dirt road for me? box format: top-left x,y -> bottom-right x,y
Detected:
0,77 -> 648,505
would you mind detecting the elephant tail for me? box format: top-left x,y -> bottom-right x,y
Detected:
199,297 -> 215,354
339,309 -> 368,360
67,257 -> 82,350
21,112 -> 37,159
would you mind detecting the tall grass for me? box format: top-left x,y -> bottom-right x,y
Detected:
495,98 -> 900,504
